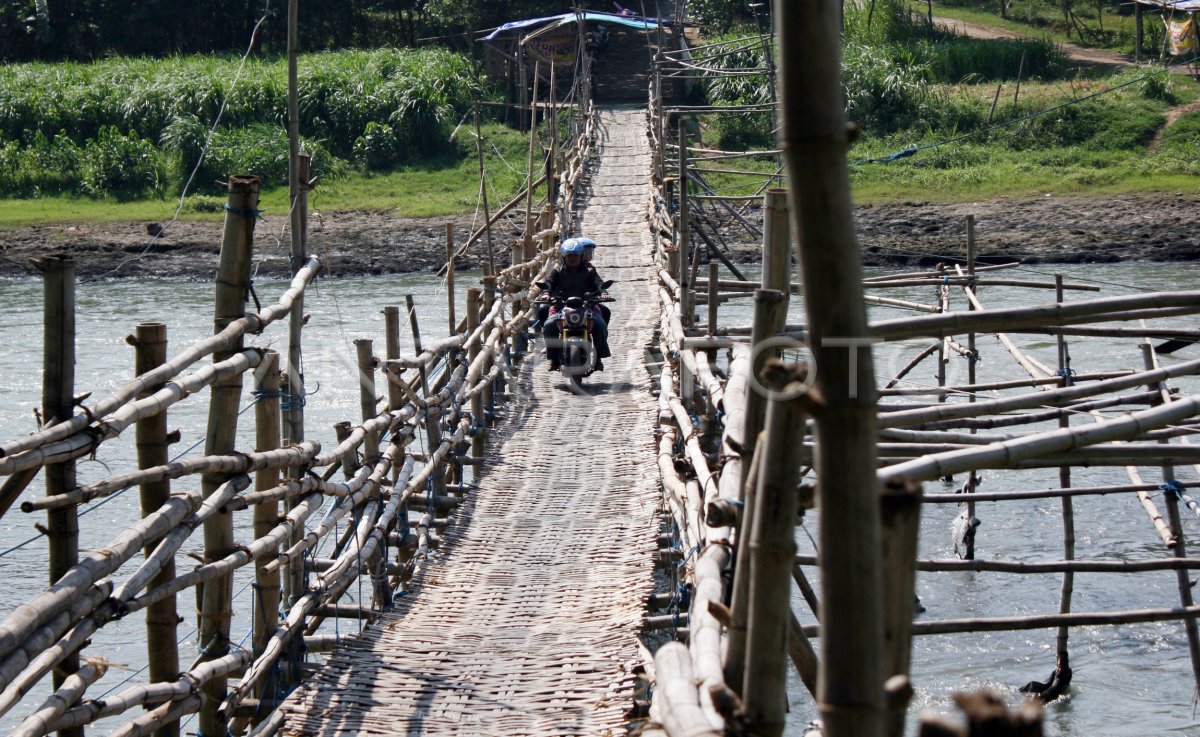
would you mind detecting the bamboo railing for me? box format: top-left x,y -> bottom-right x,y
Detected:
643,9 -> 1200,736
0,85 -> 597,737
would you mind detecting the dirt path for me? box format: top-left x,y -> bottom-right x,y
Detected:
931,14 -> 1133,68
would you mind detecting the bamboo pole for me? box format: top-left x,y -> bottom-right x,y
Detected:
130,321 -> 178,737
1142,342 -> 1200,693
481,276 -> 497,418
761,189 -> 792,302
446,224 -> 457,334
251,350 -> 281,724
776,0 -> 885,732
742,361 -> 811,737
473,102 -> 496,273
677,117 -> 691,327
963,221 -> 979,560
880,478 -> 923,737
199,175 -> 258,737
467,288 -> 485,461
383,306 -> 404,412
355,340 -> 380,466
725,289 -> 788,693
523,61 -> 541,266
707,262 -> 719,336
37,254 -> 81,737
1051,274 -> 1076,691
407,295 -> 444,500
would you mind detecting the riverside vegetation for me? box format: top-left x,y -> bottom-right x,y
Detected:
0,0 -> 1196,226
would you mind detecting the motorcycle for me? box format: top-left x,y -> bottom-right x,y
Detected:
536,279 -> 614,388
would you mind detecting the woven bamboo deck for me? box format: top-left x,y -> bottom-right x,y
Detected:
276,107 -> 662,736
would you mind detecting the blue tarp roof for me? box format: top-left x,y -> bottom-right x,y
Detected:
483,11 -> 667,41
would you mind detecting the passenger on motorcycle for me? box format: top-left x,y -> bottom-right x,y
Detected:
543,237 -> 611,371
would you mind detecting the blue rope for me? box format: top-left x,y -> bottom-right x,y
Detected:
1160,479 -> 1185,499
1057,367 -> 1076,386
224,203 -> 265,219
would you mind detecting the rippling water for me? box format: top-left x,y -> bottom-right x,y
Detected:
0,262 -> 1197,735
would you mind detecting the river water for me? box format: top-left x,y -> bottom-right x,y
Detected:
0,262 -> 1196,735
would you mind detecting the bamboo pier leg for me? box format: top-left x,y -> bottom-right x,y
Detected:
881,478 -> 923,737
383,307 -> 404,412
761,189 -> 792,303
725,288 -> 788,693
481,276 -> 498,420
406,296 -> 444,500
355,340 -> 380,465
1054,275 -> 1076,686
130,321 -> 180,737
776,0 -> 885,731
252,350 -> 282,723
707,262 -> 719,337
446,224 -> 457,334
522,61 -> 541,274
742,361 -> 810,737
38,254 -> 82,737
1142,343 -> 1200,693
473,102 -> 496,273
467,288 -> 485,463
677,118 -> 692,327
199,175 -> 258,737
964,217 -> 978,560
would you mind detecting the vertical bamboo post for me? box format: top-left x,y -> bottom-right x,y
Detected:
39,254 -> 81,737
406,295 -> 443,500
1142,344 -> 1200,692
1054,275 -> 1075,675
523,61 -> 542,263
355,339 -> 380,466
252,349 -> 281,721
762,189 -> 792,304
742,360 -> 810,737
881,477 -> 923,737
549,61 -> 559,207
676,117 -> 691,326
654,53 -> 666,190
383,307 -> 403,411
467,287 -> 485,462
776,0 -> 885,734
481,275 -> 498,418
199,175 -> 258,737
131,321 -> 179,737
965,216 -> 978,560
518,52 -> 528,132
473,101 -> 496,273
726,288 -> 789,692
446,224 -> 457,334
707,262 -> 719,336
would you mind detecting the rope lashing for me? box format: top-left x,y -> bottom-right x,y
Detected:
1057,367 -> 1076,386
223,203 -> 265,220
1160,479 -> 1185,499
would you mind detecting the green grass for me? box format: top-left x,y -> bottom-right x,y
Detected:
910,0 -> 1154,55
0,119 -> 546,227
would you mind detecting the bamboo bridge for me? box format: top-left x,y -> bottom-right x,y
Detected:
5,6 -> 1200,737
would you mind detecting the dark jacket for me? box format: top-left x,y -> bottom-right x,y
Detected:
548,262 -> 604,300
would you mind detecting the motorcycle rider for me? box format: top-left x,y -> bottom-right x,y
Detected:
543,237 -> 611,372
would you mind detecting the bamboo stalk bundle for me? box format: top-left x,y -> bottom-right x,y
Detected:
0,484 -> 210,669
879,356 -> 1200,429
0,258 -> 321,464
12,659 -> 107,737
110,694 -> 201,737
797,554 -> 1200,573
125,490 -> 326,616
922,480 -> 1200,503
28,440 -> 319,511
879,395 -> 1200,482
45,652 -> 248,733
651,642 -> 723,737
0,582 -> 111,714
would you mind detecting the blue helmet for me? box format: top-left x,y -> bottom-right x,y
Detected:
560,237 -> 589,256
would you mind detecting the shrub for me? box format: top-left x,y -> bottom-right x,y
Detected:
77,126 -> 168,199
